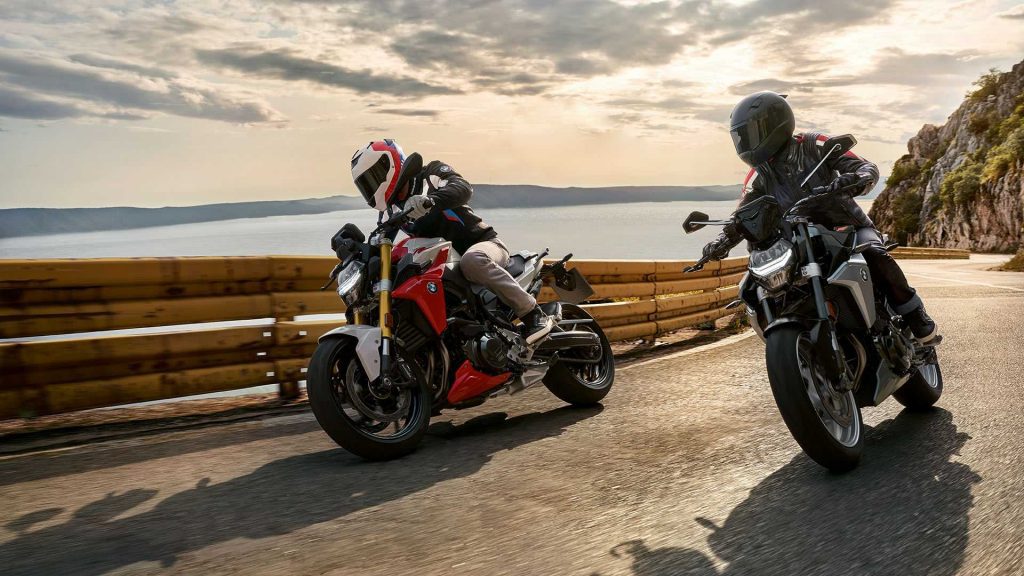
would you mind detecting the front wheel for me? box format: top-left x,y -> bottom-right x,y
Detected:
894,347 -> 943,410
307,338 -> 431,461
543,305 -> 615,405
766,326 -> 863,472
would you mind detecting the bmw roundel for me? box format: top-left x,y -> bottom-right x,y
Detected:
427,281 -> 438,293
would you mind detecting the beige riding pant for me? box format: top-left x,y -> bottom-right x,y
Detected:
460,239 -> 537,317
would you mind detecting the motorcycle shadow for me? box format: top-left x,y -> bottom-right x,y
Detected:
0,404 -> 603,576
610,407 -> 979,576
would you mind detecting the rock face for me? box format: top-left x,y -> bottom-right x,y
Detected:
870,60 -> 1024,253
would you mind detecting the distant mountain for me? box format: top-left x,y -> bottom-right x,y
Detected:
0,184 -> 739,239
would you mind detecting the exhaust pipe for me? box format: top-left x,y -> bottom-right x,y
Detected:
534,330 -> 601,352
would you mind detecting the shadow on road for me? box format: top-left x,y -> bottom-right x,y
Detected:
610,408 -> 979,575
0,418 -> 323,487
1,405 -> 602,575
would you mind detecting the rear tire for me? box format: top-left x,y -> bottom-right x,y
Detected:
894,349 -> 943,411
543,306 -> 614,405
308,338 -> 431,461
766,326 -> 863,472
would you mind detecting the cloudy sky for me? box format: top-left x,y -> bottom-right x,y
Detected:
1,0 -> 1022,208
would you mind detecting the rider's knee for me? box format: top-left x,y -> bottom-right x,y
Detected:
460,250 -> 493,280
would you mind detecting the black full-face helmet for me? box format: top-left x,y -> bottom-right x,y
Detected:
729,91 -> 795,166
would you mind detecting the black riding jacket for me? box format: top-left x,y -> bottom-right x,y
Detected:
400,160 -> 497,255
726,132 -> 879,243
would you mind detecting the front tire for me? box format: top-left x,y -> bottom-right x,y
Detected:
766,326 -> 863,472
894,348 -> 943,410
543,306 -> 615,405
307,338 -> 431,461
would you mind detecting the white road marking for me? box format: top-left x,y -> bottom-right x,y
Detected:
620,330 -> 757,372
906,272 -> 1024,293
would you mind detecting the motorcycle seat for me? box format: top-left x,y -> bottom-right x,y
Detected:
504,254 -> 528,278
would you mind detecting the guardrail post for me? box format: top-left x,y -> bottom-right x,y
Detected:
273,306 -> 302,400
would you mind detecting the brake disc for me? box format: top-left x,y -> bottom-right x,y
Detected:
344,360 -> 410,423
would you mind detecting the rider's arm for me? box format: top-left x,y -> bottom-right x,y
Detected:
820,135 -> 879,196
422,160 -> 473,209
705,168 -> 761,258
723,169 -> 766,242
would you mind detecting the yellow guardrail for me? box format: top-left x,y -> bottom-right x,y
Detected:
889,247 -> 970,259
0,246 -> 966,419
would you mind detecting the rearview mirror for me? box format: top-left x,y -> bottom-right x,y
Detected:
822,134 -> 857,157
393,152 -> 423,196
682,211 -> 710,234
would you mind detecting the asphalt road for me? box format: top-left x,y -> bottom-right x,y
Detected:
1,255 -> 1022,576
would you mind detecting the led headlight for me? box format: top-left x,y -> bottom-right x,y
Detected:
336,261 -> 366,306
749,239 -> 795,292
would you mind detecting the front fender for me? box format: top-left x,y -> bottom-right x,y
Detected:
319,325 -> 382,382
762,316 -> 805,337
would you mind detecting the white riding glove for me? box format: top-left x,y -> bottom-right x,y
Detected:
406,194 -> 434,221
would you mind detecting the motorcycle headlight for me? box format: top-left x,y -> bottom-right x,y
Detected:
749,239 -> 795,291
336,261 -> 366,306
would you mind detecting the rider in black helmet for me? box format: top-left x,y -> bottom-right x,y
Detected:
702,91 -> 938,343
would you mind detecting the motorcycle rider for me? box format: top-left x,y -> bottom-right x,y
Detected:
702,92 -> 938,343
350,139 -> 554,345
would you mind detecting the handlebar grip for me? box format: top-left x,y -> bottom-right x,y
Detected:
684,256 -> 709,273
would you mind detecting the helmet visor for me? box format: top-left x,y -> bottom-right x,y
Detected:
354,154 -> 392,207
730,118 -> 770,155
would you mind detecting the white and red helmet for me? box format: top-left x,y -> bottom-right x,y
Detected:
351,139 -> 406,211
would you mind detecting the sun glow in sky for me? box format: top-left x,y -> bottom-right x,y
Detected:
0,0 -> 1022,208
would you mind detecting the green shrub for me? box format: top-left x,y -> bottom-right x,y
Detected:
981,126 -> 1024,183
967,68 -> 1004,102
930,140 -> 950,161
887,190 -> 924,245
886,158 -> 921,188
996,102 -> 1024,141
999,249 -> 1024,272
968,111 -> 994,136
939,158 -> 983,210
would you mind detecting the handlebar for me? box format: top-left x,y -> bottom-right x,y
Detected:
323,197 -> 437,289
683,173 -> 870,273
371,196 -> 435,236
785,176 -> 871,217
684,254 -> 712,273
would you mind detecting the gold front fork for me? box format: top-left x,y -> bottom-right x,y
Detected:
378,237 -> 393,339
377,237 -> 394,378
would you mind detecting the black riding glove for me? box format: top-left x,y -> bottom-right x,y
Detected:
702,232 -> 737,261
811,173 -> 862,197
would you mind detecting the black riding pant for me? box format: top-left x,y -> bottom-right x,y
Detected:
856,228 -> 921,313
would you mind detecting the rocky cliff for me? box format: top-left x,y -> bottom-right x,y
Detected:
870,61 -> 1024,253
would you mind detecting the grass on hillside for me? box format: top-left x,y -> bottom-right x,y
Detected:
998,249 -> 1024,271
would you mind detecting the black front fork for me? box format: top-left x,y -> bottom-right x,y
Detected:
796,223 -> 847,381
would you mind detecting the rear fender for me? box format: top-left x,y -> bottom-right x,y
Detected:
318,325 -> 382,383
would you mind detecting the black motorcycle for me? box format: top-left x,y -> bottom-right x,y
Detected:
682,135 -> 942,472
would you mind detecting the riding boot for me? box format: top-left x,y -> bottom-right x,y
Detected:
521,306 -> 554,346
894,295 -> 939,344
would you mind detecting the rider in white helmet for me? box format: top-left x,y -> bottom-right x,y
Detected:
350,139 -> 554,345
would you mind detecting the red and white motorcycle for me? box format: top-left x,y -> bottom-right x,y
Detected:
308,199 -> 614,460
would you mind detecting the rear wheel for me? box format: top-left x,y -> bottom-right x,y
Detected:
766,326 -> 863,472
894,347 -> 943,410
307,338 -> 431,460
543,305 -> 615,405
